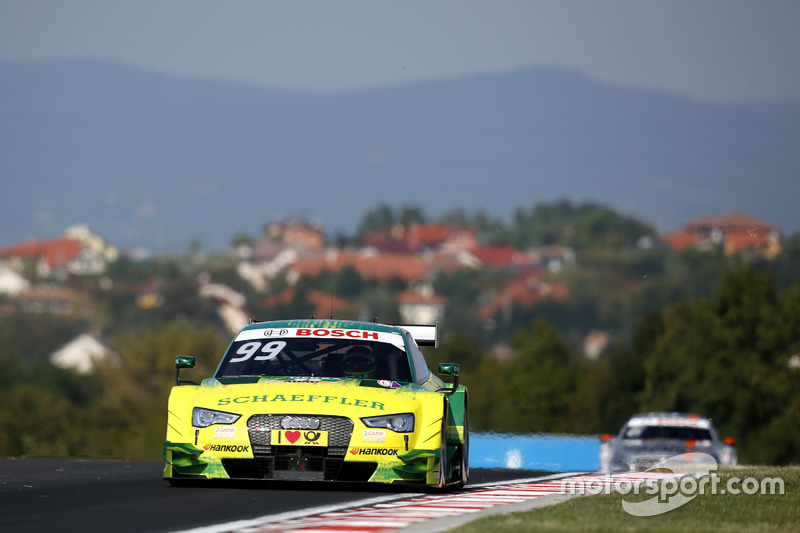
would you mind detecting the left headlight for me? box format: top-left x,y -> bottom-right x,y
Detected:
192,407 -> 241,428
361,413 -> 415,433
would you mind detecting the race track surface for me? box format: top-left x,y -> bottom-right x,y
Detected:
0,458 -> 555,533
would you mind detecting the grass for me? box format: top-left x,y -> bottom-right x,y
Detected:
448,466 -> 800,533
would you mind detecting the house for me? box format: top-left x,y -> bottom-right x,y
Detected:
5,285 -> 88,315
0,263 -> 30,295
661,209 -> 781,259
198,279 -> 250,334
583,330 -> 609,360
50,333 -> 116,374
288,249 -> 426,285
362,223 -> 477,253
262,218 -> 325,251
397,286 -> 448,325
479,274 -> 570,321
237,218 -> 325,291
0,229 -> 114,278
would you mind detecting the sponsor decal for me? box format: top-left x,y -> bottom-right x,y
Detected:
203,444 -> 250,453
297,328 -> 379,340
263,329 -> 290,337
271,429 -> 329,447
218,394 -> 385,410
348,447 -> 399,456
362,430 -> 386,443
377,380 -> 401,389
234,327 -> 406,349
214,426 -> 237,439
628,417 -> 710,429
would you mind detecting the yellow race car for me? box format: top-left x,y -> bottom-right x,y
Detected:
163,319 -> 469,489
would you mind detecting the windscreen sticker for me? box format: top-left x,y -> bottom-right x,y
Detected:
628,417 -> 711,429
234,327 -> 406,350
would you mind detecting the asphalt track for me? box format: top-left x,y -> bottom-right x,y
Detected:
0,458 -> 559,533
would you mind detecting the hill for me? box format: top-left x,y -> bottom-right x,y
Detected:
2,60 -> 799,250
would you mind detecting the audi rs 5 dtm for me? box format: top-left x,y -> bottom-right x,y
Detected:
163,319 -> 469,489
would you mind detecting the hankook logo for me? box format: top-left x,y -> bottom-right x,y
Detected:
203,444 -> 250,453
348,448 -> 398,456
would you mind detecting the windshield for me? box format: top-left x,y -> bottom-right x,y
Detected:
215,337 -> 412,382
624,425 -> 713,441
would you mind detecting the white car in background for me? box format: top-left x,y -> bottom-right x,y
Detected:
599,412 -> 737,472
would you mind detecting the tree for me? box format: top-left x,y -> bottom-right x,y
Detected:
505,321 -> 584,433
638,268 -> 800,463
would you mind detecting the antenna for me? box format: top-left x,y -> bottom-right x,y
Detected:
330,292 -> 333,319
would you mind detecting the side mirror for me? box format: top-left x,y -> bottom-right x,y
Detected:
175,356 -> 197,386
600,433 -> 613,443
724,436 -> 736,446
438,363 -> 460,396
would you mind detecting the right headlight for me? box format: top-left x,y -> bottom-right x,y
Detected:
361,413 -> 415,433
192,407 -> 240,428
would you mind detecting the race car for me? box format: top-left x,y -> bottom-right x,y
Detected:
163,319 -> 469,489
599,412 -> 737,472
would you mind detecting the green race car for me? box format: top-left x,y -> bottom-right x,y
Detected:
164,319 -> 469,489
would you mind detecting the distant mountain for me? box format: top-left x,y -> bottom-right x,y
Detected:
2,60 -> 799,251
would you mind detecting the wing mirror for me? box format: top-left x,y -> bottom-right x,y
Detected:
438,363 -> 460,396
175,356 -> 197,385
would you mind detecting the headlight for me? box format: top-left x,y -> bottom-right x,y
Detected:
361,413 -> 414,433
192,407 -> 240,428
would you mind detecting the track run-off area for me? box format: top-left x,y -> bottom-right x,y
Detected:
0,458 -> 681,533
175,471 -> 681,533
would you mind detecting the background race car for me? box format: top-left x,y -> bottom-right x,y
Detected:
599,412 -> 737,472
163,319 -> 469,489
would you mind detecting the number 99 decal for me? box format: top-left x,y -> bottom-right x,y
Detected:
229,340 -> 287,363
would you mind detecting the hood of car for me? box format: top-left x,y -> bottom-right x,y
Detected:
187,376 -> 427,416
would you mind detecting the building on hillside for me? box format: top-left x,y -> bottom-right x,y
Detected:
64,224 -> 120,263
397,286 -> 448,325
50,333 -> 117,374
197,277 -> 250,334
0,263 -> 31,295
479,274 -> 570,322
236,218 -> 325,291
661,209 -> 781,259
287,249 -> 426,285
530,245 -> 576,273
0,232 -> 113,278
4,285 -> 89,316
583,330 -> 609,360
263,218 -> 325,251
362,223 -> 477,253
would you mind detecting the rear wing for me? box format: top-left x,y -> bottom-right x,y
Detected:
396,322 -> 439,348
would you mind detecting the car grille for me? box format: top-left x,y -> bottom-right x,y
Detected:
222,414 -> 355,481
629,455 -> 667,471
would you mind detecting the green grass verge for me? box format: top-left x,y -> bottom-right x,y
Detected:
449,467 -> 800,533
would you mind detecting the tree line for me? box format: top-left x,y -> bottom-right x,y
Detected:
1,268 -> 797,464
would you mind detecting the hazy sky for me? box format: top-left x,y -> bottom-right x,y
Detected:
1,0 -> 799,103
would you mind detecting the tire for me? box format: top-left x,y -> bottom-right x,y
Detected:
451,396 -> 469,490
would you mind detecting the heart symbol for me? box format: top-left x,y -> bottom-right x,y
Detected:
285,431 -> 301,444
